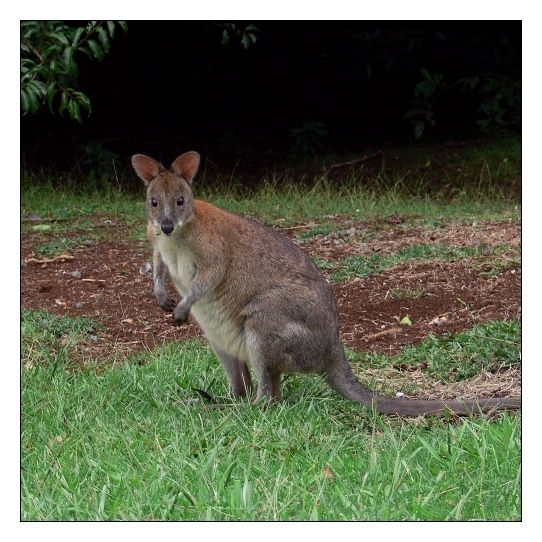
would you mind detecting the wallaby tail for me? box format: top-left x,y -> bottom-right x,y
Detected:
370,396 -> 521,416
325,356 -> 521,417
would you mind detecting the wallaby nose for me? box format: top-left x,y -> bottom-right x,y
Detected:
161,222 -> 174,235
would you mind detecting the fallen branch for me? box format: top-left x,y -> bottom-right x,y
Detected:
326,150 -> 383,174
25,253 -> 75,264
280,221 -> 318,231
363,326 -> 403,341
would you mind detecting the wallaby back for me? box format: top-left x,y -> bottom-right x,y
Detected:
131,151 -> 521,416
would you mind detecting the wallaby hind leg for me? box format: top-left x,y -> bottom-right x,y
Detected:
244,332 -> 283,404
212,348 -> 253,398
252,363 -> 282,405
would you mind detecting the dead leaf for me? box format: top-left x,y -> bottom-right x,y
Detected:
430,316 -> 447,326
394,362 -> 428,372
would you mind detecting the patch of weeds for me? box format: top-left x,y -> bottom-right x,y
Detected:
328,254 -> 391,281
297,224 -> 334,240
397,244 -> 479,261
361,320 -> 520,383
316,243 -> 512,282
21,309 -> 102,369
312,256 -> 331,272
313,252 -> 402,282
390,287 -> 425,299
476,254 -> 520,279
35,235 -> 93,258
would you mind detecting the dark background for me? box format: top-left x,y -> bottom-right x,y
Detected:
20,21 -> 521,182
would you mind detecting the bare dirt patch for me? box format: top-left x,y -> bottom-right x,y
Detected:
21,218 -> 521,397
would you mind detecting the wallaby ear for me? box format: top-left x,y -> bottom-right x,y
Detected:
171,151 -> 200,183
131,155 -> 164,186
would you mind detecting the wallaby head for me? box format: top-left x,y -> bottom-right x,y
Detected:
131,152 -> 201,236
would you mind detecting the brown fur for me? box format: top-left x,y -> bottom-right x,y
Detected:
131,151 -> 521,416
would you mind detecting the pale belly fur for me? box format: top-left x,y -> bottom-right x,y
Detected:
157,235 -> 249,362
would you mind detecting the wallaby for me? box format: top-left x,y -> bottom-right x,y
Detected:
131,151 -> 521,416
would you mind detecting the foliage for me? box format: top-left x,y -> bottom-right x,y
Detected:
404,69 -> 444,139
76,139 -> 120,180
20,21 -> 127,122
476,76 -> 522,134
34,235 -> 92,258
405,70 -> 521,139
348,29 -> 520,139
219,23 -> 259,49
287,120 -> 328,160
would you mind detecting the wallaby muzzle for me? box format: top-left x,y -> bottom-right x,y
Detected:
161,222 -> 175,235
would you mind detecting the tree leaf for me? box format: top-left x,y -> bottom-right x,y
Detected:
222,29 -> 230,47
106,21 -> 116,38
63,46 -> 79,79
58,91 -> 69,117
48,31 -> 69,46
71,27 -> 85,47
21,88 -> 31,115
86,40 -> 104,61
97,26 -> 110,53
420,68 -> 431,80
45,82 -> 58,112
68,97 -> 82,123
413,121 -> 425,139
20,20 -> 126,120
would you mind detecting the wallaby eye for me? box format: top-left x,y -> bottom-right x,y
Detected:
151,197 -> 158,207
177,196 -> 184,206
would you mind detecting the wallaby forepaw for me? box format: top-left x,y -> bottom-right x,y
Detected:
172,303 -> 190,325
156,293 -> 176,312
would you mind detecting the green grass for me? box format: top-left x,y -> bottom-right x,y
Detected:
33,235 -> 93,258
21,312 -> 521,520
314,243 -> 517,282
22,137 -> 520,229
21,340 -> 520,521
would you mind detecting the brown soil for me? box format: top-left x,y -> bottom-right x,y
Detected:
21,216 -> 521,398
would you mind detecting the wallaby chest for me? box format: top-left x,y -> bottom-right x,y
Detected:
154,231 -> 197,295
